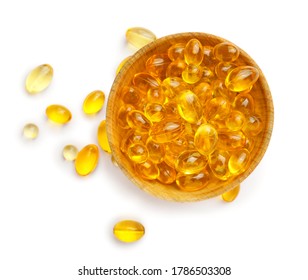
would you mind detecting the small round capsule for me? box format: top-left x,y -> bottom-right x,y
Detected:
157,161 -> 177,184
46,104 -> 72,124
209,150 -> 231,181
176,170 -> 210,192
127,110 -> 152,132
226,110 -> 245,131
75,144 -> 99,176
194,124 -> 218,156
228,149 -> 250,175
177,90 -> 202,124
193,82 -> 213,104
243,114 -> 263,136
144,103 -> 165,122
146,53 -> 171,79
121,86 -> 143,106
175,150 -> 207,174
128,143 -> 148,163
147,87 -> 166,104
215,62 -> 237,80
135,160 -> 159,180
182,64 -> 203,84
214,42 -> 240,62
146,138 -> 165,163
201,46 -> 217,70
168,43 -> 185,61
150,119 -> 184,143
233,92 -> 255,114
166,59 -> 186,78
222,185 -> 240,202
62,145 -> 78,161
97,120 -> 111,153
117,104 -> 135,129
126,27 -> 156,49
113,220 -> 145,243
26,64 -> 53,94
184,39 -> 204,66
161,77 -> 188,99
23,123 -> 39,139
217,130 -> 246,151
83,90 -> 105,114
226,66 -> 259,92
205,97 -> 231,121
133,72 -> 160,93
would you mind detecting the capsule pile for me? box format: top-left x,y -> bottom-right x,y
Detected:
117,39 -> 263,192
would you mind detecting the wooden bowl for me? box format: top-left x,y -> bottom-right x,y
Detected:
106,32 -> 274,202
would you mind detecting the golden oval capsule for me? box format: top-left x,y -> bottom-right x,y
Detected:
157,161 -> 176,184
243,114 -> 263,136
226,110 -> 245,131
62,145 -> 78,161
233,92 -> 255,114
121,86 -> 143,106
182,64 -> 203,84
194,124 -> 218,156
83,90 -> 105,114
126,27 -> 156,49
222,185 -> 240,202
75,144 -> 99,176
161,77 -> 188,98
113,220 -> 145,243
213,42 -> 240,62
146,138 -> 165,163
177,90 -> 202,124
184,39 -> 204,66
46,104 -> 72,124
168,43 -> 185,61
215,62 -> 237,80
120,130 -> 147,153
144,103 -> 165,122
176,170 -> 210,192
97,120 -> 111,153
116,56 -> 131,74
217,130 -> 246,151
146,53 -> 171,79
209,150 -> 231,180
26,64 -> 53,94
202,45 -> 217,70
133,72 -> 160,93
117,104 -> 135,129
23,123 -> 39,139
127,110 -> 152,132
226,66 -> 259,92
135,160 -> 159,180
205,97 -> 231,121
147,87 -> 166,104
193,82 -> 213,104
166,59 -> 186,78
128,143 -> 148,163
175,150 -> 207,174
228,149 -> 250,175
165,136 -> 188,155
150,119 -> 184,143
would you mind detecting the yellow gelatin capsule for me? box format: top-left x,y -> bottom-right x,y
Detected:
83,90 -> 105,114
62,145 -> 78,161
226,110 -> 245,131
144,103 -> 165,122
127,110 -> 152,132
233,92 -> 255,114
116,56 -> 131,74
164,101 -> 180,118
150,119 -> 184,143
182,64 -> 203,84
209,150 -> 231,180
213,42 -> 240,62
146,53 -> 171,79
121,86 -> 143,106
23,123 -> 39,139
46,104 -> 72,124
215,62 -> 237,80
128,143 -> 148,163
205,97 -> 231,121
194,124 -> 218,156
202,46 -> 217,70
222,185 -> 240,202
135,160 -> 159,180
97,120 -> 111,153
165,136 -> 188,155
126,27 -> 156,49
243,114 -> 263,136
113,220 -> 145,243
217,130 -> 246,151
147,87 -> 166,104
117,104 -> 135,129
157,161 -> 176,184
26,64 -> 53,94
176,170 -> 210,192
184,39 -> 204,66
75,144 -> 99,176
228,149 -> 250,175
120,130 -> 147,153
175,150 -> 207,174
146,138 -> 165,163
177,90 -> 202,124
168,43 -> 185,61
133,72 -> 160,93
226,66 -> 259,92
166,59 -> 186,78
161,77 -> 188,99
193,82 -> 213,104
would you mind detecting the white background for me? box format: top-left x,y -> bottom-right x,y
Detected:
0,0 -> 307,279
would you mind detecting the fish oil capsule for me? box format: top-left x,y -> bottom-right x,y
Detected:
209,150 -> 231,180
193,82 -> 213,104
83,90 -> 105,114
166,59 -> 186,78
144,103 -> 165,122
205,97 -> 231,121
233,92 -> 255,114
184,39 -> 204,66
168,43 -> 185,61
175,150 -> 207,174
194,124 -> 218,156
118,104 -> 135,129
244,137 -> 255,151
126,27 -> 156,49
146,138 -> 165,163
243,114 -> 263,136
202,46 -> 217,70
113,220 -> 145,243
228,149 -> 250,175
127,110 -> 152,132
120,130 -> 147,153
177,90 -> 202,124
121,86 -> 143,106
182,64 -> 203,84
226,66 -> 259,92
23,123 -> 39,139
150,119 -> 184,143
135,160 -> 159,180
214,42 -> 240,62
222,185 -> 240,202
133,72 -> 160,93
97,120 -> 111,153
146,53 -> 171,79
157,161 -> 176,184
62,145 -> 78,161
25,64 -> 53,94
217,130 -> 246,150
164,101 -> 181,118
161,77 -> 188,99
75,144 -> 99,176
226,110 -> 245,131
200,66 -> 214,81
166,136 -> 188,155
46,104 -> 72,124
116,56 -> 131,74
215,62 -> 237,80
128,143 -> 148,163
176,170 -> 210,192
147,87 -> 166,104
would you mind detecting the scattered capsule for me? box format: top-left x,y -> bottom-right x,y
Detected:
215,62 -> 237,80
176,170 -> 210,192
202,46 -> 217,70
75,144 -> 99,176
133,72 -> 160,93
147,87 -> 166,104
226,66 -> 259,92
161,77 -> 188,98
116,56 -> 131,74
168,43 -> 185,61
146,53 -> 171,79
212,79 -> 231,99
226,110 -> 245,131
164,101 -> 181,118
184,39 -> 204,66
228,149 -> 250,175
214,42 -> 240,62
217,130 -> 246,151
165,136 -> 188,155
127,110 -> 152,132
145,103 -> 165,122
83,90 -> 105,114
150,119 -> 184,143
233,92 -> 255,114
46,104 -> 72,124
205,97 -> 231,121
62,145 -> 78,161
117,104 -> 135,129
166,59 -> 186,78
146,138 -> 165,163
157,161 -> 177,184
193,82 -> 213,104
209,150 -> 230,180
113,220 -> 145,243
182,64 -> 203,84
126,27 -> 156,49
222,185 -> 240,202
177,90 -> 202,124
121,86 -> 143,106
97,120 -> 111,153
135,160 -> 159,180
243,114 -> 263,136
175,150 -> 207,174
120,130 -> 147,153
128,143 -> 148,163
200,66 -> 214,81
25,64 -> 53,94
23,123 -> 39,139
194,124 -> 218,156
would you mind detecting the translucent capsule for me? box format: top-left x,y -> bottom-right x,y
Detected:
157,161 -> 176,184
117,104 -> 135,129
202,46 -> 217,70
164,101 -> 180,118
176,170 -> 210,192
133,72 -> 160,93
226,66 -> 259,92
184,39 -> 204,66
127,110 -> 152,132
193,82 -> 213,104
62,145 -> 78,161
166,136 -> 188,155
145,103 -> 165,122
182,64 -> 203,84
233,92 -> 255,114
150,119 -> 184,143
146,53 -> 171,79
226,110 -> 245,131
209,150 -> 230,180
25,64 -> 53,94
194,124 -> 218,156
168,43 -> 185,61
215,62 -> 237,80
228,149 -> 250,175
116,56 -> 131,74
161,77 -> 188,99
113,220 -> 145,243
177,90 -> 202,124
121,86 -> 143,106
222,185 -> 240,202
135,160 -> 159,180
97,120 -> 111,153
217,130 -> 246,151
75,144 -> 99,176
166,59 -> 186,78
120,130 -> 147,153
23,123 -> 39,139
205,97 -> 231,121
164,149 -> 178,168
200,66 -> 214,81
214,42 -> 240,62
212,80 -> 231,99
175,150 -> 207,174
126,27 -> 156,49
147,87 -> 166,104
146,138 -> 165,163
46,104 -> 72,124
128,143 -> 148,163
243,114 -> 263,136
83,90 -> 105,114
